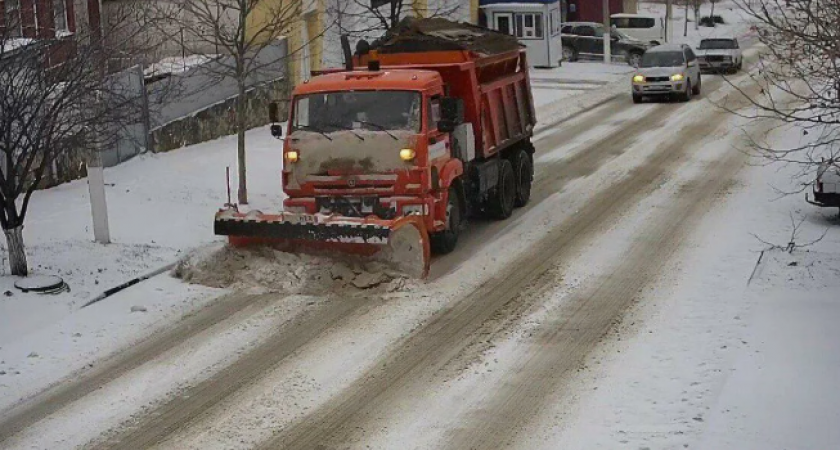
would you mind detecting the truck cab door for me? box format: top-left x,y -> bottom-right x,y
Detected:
426,95 -> 449,165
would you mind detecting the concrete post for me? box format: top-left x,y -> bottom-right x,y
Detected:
87,149 -> 111,244
603,0 -> 611,64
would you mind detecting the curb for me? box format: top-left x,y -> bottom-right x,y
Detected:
81,262 -> 177,309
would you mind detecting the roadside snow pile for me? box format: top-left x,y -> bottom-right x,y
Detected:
173,244 -> 415,293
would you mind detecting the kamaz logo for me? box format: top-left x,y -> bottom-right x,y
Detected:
347,178 -> 357,187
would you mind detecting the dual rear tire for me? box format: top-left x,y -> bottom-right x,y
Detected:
430,147 -> 534,254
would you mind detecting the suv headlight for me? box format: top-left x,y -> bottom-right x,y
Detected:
671,73 -> 684,81
632,75 -> 645,83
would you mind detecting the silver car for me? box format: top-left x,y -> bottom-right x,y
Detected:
697,38 -> 743,73
630,44 -> 702,103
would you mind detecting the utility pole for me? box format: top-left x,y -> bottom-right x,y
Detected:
603,0 -> 611,64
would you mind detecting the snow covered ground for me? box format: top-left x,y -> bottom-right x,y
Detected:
0,53 -> 634,413
7,4 -> 837,448
0,128 -> 285,411
519,122 -> 840,450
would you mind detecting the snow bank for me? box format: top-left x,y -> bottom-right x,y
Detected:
173,244 -> 415,293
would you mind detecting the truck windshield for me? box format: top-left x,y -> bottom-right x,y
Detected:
698,39 -> 737,50
293,91 -> 422,133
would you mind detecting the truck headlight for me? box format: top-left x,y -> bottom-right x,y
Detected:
671,73 -> 684,81
400,148 -> 416,161
632,75 -> 645,83
285,150 -> 299,162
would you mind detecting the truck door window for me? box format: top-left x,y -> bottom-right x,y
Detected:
428,97 -> 441,131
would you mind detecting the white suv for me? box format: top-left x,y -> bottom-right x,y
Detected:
610,13 -> 664,45
631,44 -> 702,103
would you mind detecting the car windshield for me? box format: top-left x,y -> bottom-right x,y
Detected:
292,90 -> 422,133
698,39 -> 736,50
640,51 -> 684,68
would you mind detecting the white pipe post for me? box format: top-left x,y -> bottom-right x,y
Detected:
603,0 -> 611,64
87,153 -> 111,244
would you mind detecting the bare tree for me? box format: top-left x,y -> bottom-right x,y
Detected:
0,7 -> 144,276
727,0 -> 840,170
145,0 -> 301,205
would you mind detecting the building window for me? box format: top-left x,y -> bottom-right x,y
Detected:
514,13 -> 543,40
54,0 -> 69,34
4,0 -> 23,38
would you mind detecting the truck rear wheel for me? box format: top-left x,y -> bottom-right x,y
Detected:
488,160 -> 516,219
513,149 -> 533,207
431,187 -> 461,254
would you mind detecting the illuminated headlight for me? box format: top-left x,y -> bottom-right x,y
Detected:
285,150 -> 299,162
670,73 -> 685,81
400,148 -> 416,161
632,75 -> 645,83
284,206 -> 307,214
401,204 -> 426,215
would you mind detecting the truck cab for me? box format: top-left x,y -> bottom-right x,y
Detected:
280,69 -> 458,235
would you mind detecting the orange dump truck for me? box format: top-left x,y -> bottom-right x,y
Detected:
214,18 -> 537,277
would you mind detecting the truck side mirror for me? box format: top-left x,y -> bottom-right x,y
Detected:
268,102 -> 282,138
438,97 -> 464,133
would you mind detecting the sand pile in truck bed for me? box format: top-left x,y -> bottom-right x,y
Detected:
369,17 -> 523,56
172,244 -> 416,294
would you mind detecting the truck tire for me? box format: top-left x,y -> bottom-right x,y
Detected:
488,160 -> 516,219
513,149 -> 533,207
431,187 -> 461,254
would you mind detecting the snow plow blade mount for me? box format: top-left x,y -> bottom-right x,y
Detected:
214,208 -> 430,279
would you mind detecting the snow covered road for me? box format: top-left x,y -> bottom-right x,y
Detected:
4,41 -> 836,450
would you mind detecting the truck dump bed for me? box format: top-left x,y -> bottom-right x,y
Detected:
355,18 -> 537,159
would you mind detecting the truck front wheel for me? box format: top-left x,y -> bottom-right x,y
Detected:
488,160 -> 516,219
431,187 -> 462,254
513,149 -> 533,207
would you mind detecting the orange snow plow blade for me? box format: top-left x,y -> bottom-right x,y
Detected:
213,207 -> 431,278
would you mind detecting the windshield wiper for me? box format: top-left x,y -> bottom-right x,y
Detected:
356,120 -> 399,140
296,124 -> 333,141
321,122 -> 365,141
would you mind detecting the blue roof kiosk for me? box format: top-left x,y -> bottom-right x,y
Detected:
479,0 -> 564,68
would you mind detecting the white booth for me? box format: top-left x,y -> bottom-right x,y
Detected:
480,0 -> 563,68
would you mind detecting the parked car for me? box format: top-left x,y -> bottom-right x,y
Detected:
806,159 -> 840,210
630,44 -> 702,103
561,22 -> 651,66
696,38 -> 743,73
610,13 -> 664,45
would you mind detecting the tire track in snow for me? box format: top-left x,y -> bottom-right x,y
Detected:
0,292 -> 278,444
84,295 -> 371,450
441,125 -> 748,450
253,75 -> 764,450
